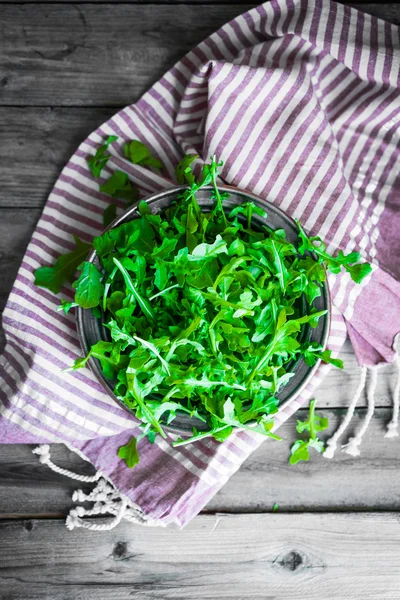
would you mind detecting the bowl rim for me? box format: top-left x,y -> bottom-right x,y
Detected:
76,184 -> 331,433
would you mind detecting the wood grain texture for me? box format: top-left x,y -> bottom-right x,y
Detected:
0,4 -> 249,107
0,4 -> 399,108
0,108 -> 115,209
1,406 -> 399,518
1,513 -> 400,599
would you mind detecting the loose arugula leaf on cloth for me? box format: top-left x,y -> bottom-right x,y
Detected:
100,170 -> 139,205
124,140 -> 163,170
34,235 -> 92,294
72,262 -> 104,309
289,399 -> 329,464
87,135 -> 118,178
176,154 -> 198,184
95,139 -> 159,229
118,436 -> 140,469
36,151 -> 371,456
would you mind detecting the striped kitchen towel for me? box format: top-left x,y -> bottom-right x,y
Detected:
1,0 -> 399,529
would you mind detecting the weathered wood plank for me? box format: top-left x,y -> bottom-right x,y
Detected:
0,108 -> 115,209
350,2 -> 400,24
207,406 -> 400,513
0,0 -> 397,17
1,513 -> 400,599
0,407 -> 398,518
0,4 -> 249,107
1,4 -> 399,108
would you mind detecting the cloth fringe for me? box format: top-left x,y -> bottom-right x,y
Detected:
324,351 -> 400,459
323,366 -> 367,459
32,444 -> 164,531
385,355 -> 400,438
342,368 -> 377,457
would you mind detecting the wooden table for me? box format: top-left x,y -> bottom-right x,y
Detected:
1,2 -> 399,598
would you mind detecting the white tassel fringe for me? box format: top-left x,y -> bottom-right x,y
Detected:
33,444 -> 164,531
385,355 -> 400,438
323,366 -> 367,459
342,367 -> 377,457
33,445 -> 102,482
324,347 -> 400,459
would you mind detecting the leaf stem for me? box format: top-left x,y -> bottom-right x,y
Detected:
113,258 -> 155,321
172,426 -> 230,446
103,266 -> 118,312
308,399 -> 317,440
211,155 -> 228,227
149,283 -> 180,301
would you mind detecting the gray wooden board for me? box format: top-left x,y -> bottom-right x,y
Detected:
0,4 -> 252,107
0,108 -> 116,208
0,406 -> 399,518
1,513 -> 400,599
0,4 -> 399,108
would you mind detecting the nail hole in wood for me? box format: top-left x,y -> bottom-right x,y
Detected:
113,541 -> 128,560
23,520 -> 34,532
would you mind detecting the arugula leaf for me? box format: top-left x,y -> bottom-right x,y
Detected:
151,237 -> 178,260
114,218 -> 155,254
57,300 -> 78,314
175,154 -> 198,184
118,436 -> 140,468
190,235 -> 228,260
124,140 -> 163,170
100,170 -> 138,205
297,222 -> 372,283
72,262 -> 104,309
66,340 -> 122,379
87,135 -> 118,178
113,257 -> 155,321
93,231 -> 115,258
301,343 -> 344,369
229,201 -> 267,228
294,257 -> 326,304
34,235 -> 92,294
289,399 -> 328,464
319,349 -> 344,369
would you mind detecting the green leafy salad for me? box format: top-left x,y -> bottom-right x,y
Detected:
34,140 -> 372,463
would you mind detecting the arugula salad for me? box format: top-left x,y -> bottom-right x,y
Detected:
34,140 -> 372,463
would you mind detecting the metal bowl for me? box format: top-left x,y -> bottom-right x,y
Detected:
77,185 -> 330,433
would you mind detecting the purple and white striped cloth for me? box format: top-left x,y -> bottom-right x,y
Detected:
1,0 -> 399,527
